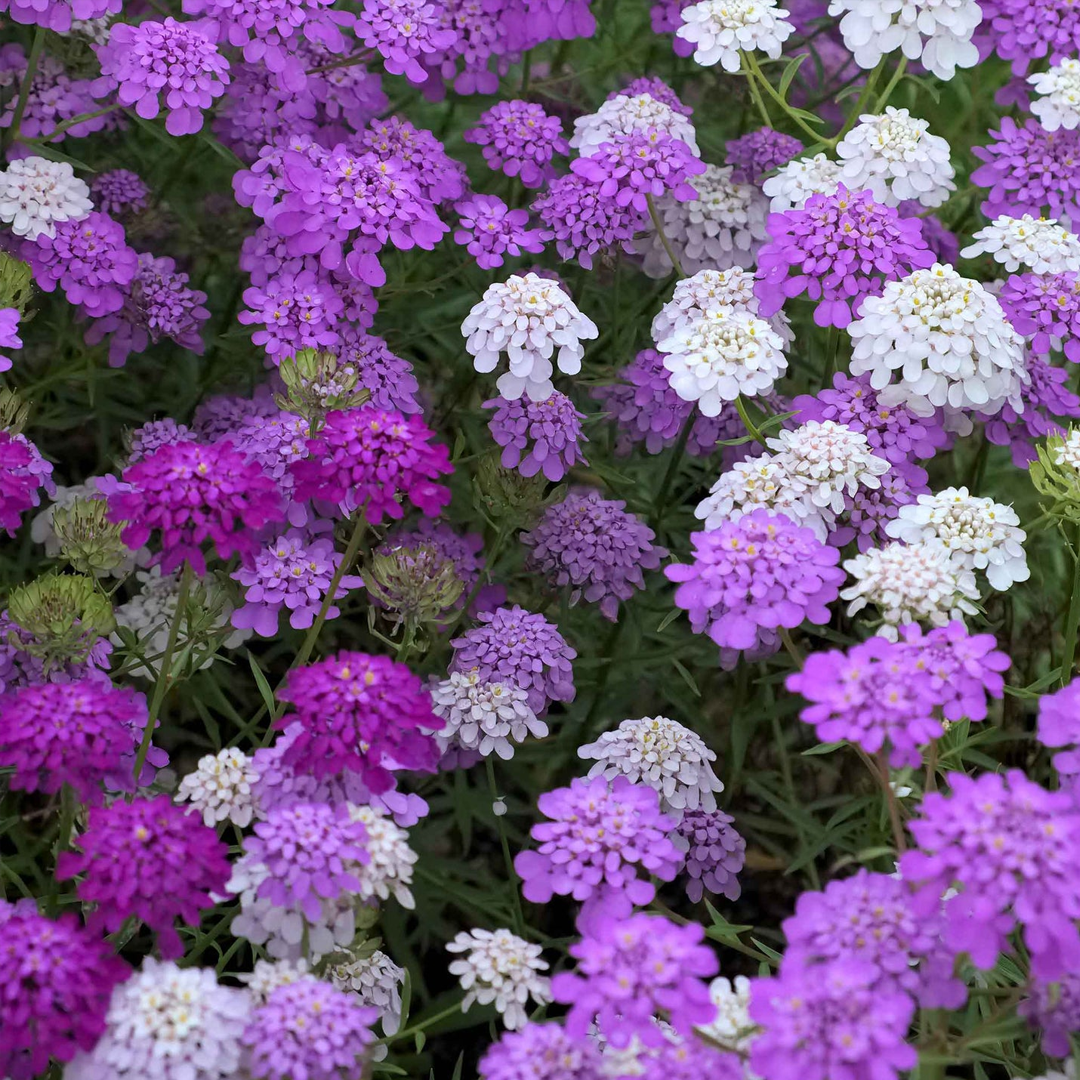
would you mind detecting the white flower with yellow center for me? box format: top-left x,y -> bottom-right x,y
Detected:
961,215 -> 1080,274
762,153 -> 843,212
571,93 -> 700,157
1030,59 -> 1080,132
446,929 -> 550,1031
677,0 -> 795,71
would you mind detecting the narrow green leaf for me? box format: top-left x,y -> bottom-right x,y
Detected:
778,53 -> 809,99
246,651 -> 276,718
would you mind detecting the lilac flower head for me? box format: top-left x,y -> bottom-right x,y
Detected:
232,531 -> 363,636
726,128 -> 803,184
0,899 -> 129,1080
1020,971 -> 1080,1056
899,769 -> 1080,979
522,490 -> 667,621
1,0 -> 120,31
93,18 -> 229,136
615,76 -> 693,116
290,405 -> 452,524
450,605 -> 576,714
551,914 -> 718,1048
356,116 -> 467,207
90,170 -> 149,218
899,202 -> 959,264
453,194 -> 546,270
0,47 -> 106,146
998,270 -> 1080,361
357,0 -> 458,83
25,212 -> 138,318
56,794 -> 231,958
990,352 -> 1080,465
465,100 -> 569,188
192,386 -> 279,441
515,774 -> 681,915
276,650 -> 440,790
972,118 -> 1080,221
108,440 -> 285,575
128,418 -> 195,462
791,371 -> 948,465
830,462 -> 930,552
749,959 -> 917,1080
1037,679 -> 1080,775
485,390 -> 588,481
756,184 -> 935,328
478,1024 -> 605,1080
666,511 -> 844,663
239,269 -> 344,363
384,519 -> 484,599
243,978 -> 378,1080
979,0 -> 1080,75
0,307 -> 20,372
674,808 -> 745,903
331,328 -> 420,415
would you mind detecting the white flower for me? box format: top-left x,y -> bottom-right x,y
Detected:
885,486 -> 1029,590
240,959 -> 310,1004
651,266 -> 793,346
176,748 -> 260,828
577,715 -> 724,816
59,15 -> 116,43
328,950 -> 406,1036
836,108 -> 956,207
346,804 -> 417,909
762,153 -> 843,212
0,156 -> 93,240
446,928 -> 551,1031
677,0 -> 795,72
697,975 -> 755,1053
695,452 -> 832,539
1030,60 -> 1080,131
827,0 -> 981,81
66,959 -> 250,1080
571,93 -> 700,157
847,263 -> 1028,416
430,669 -> 548,760
658,304 -> 788,414
960,215 -> 1080,274
765,420 -> 892,514
1054,428 -> 1080,470
841,541 -> 980,639
461,273 -> 598,402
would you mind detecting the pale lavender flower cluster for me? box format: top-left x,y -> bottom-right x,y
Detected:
465,100 -> 569,188
484,391 -> 589,481
453,194 -> 546,270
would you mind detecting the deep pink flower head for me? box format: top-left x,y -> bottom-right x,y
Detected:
465,100 -> 569,189
453,194 -> 546,270
358,0 -> 458,83
998,271 -> 1080,362
972,118 -> 1080,221
522,490 -> 668,621
239,269 -> 344,362
551,913 -> 718,1048
450,605 -> 576,714
571,131 -> 706,213
899,769 -> 1080,979
356,116 -> 467,207
0,679 -> 162,803
0,0 -> 120,32
1020,970 -> 1080,1057
242,801 -> 369,919
56,794 -> 231,958
93,18 -> 229,136
90,170 -> 149,218
0,307 -> 21,372
791,372 -> 949,465
290,405 -> 452,524
726,127 -> 803,184
479,1023 -> 605,1080
979,0 -> 1080,74
0,431 -> 40,536
108,440 -> 286,574
485,390 -> 588,481
276,650 -> 440,790
749,959 -> 917,1080
675,808 -> 745,903
515,774 -> 681,917
666,512 -> 844,664
25,212 -> 138,319
0,899 -> 129,1080
756,185 -> 935,328
1038,679 -> 1080,775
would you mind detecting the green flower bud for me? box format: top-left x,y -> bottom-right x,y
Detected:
0,252 -> 33,315
472,451 -> 565,532
0,388 -> 30,436
1031,430 -> 1080,525
52,498 -> 130,575
276,348 -> 371,427
365,543 -> 464,632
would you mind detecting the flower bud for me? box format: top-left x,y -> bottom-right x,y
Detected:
0,388 -> 29,435
0,251 -> 33,315
1031,429 -> 1080,525
472,451 -> 563,532
276,348 -> 371,427
52,498 -> 130,575
365,543 -> 464,632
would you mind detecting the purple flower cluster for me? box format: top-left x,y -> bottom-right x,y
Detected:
0,307 -> 20,372
830,462 -> 930,552
358,0 -> 457,84
755,185 -> 934,328
1020,971 -> 1080,1056
1038,679 -> 1080,775
979,0 -> 1080,74
674,808 -> 745,903
726,127 -> 803,184
479,1024 -> 605,1080
56,794 -> 231,958
998,270 -> 1080,361
465,100 -> 569,188
0,46 -> 107,145
356,115 -> 467,206
335,328 -> 421,414
485,391 -> 588,481
453,194 -> 546,270
0,431 -> 42,536
1,0 -> 120,31
239,268 -> 344,362
522,490 -> 667,621
90,170 -> 149,218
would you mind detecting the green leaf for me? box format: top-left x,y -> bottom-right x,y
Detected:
672,658 -> 700,698
801,740 -> 845,756
656,607 -> 683,633
778,53 -> 809,99
415,1031 -> 426,1053
246,651 -> 276,718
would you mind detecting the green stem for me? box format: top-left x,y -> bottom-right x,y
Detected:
740,52 -> 773,127
874,57 -> 909,111
6,27 -> 45,151
735,395 -> 768,447
1060,522 -> 1080,687
520,49 -> 532,95
23,103 -> 123,142
652,411 -> 695,524
778,627 -> 804,667
485,756 -> 527,937
832,57 -> 888,145
742,50 -> 827,144
132,562 -> 193,788
876,751 -> 907,853
382,1001 -> 464,1045
821,325 -> 840,390
646,193 -> 685,278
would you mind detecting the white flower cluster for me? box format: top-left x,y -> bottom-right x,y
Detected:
240,959 -> 310,1004
677,0 -> 795,72
697,975 -> 756,1053
637,164 -> 769,279
762,153 -> 843,212
827,0 -> 981,81
960,215 -> 1080,275
461,273 -> 598,402
60,14 -> 115,43
658,304 -> 788,414
841,541 -> 980,639
66,959 -> 250,1080
1030,60 -> 1080,132
446,928 -> 551,1031
1055,428 -> 1080,470
886,486 -> 1029,590
836,108 -> 956,207
328,949 -> 406,1037
430,669 -> 548,760
347,804 -> 418,909
578,715 -> 724,816
847,263 -> 1028,415
0,156 -> 93,239
571,93 -> 700,157
176,748 -> 260,828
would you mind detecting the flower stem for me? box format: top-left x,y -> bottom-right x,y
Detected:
739,52 -> 774,127
22,103 -> 124,142
5,27 -> 45,151
741,49 -> 827,145
132,561 -> 193,789
652,411 -> 695,524
877,751 -> 908,853
485,755 -> 527,936
1060,522 -> 1080,686
778,627 -> 804,667
735,394 -> 768,447
646,193 -> 685,278
832,56 -> 888,146
382,1001 -> 464,1045
874,57 -> 909,111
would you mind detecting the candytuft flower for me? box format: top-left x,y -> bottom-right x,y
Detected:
430,670 -> 548,761
176,747 -> 260,828
674,808 -> 746,903
677,0 -> 794,71
465,100 -> 569,188
447,929 -> 551,1030
0,156 -> 92,239
960,215 -> 1080,274
1030,59 -> 1080,131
